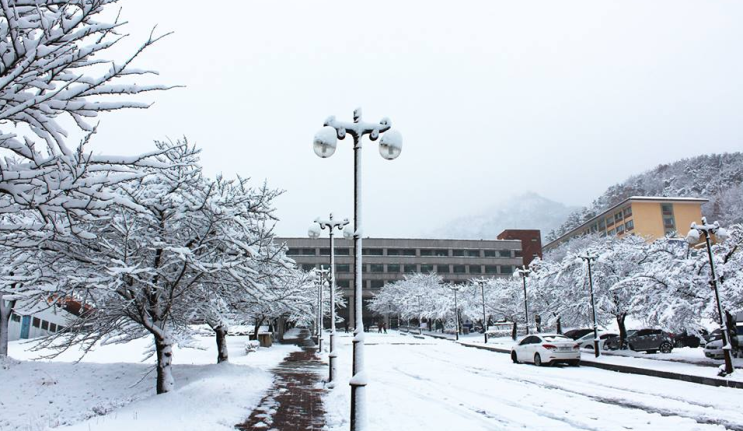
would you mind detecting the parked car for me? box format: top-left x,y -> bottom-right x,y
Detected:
563,328 -> 593,340
575,331 -> 618,350
674,330 -> 707,348
704,338 -> 725,359
703,327 -> 743,359
607,328 -> 674,353
511,334 -> 581,366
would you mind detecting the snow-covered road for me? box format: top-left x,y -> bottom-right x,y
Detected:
324,332 -> 743,431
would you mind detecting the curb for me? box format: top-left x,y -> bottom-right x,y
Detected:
410,330 -> 743,390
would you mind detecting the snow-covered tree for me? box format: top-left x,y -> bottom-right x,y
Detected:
30,142 -> 285,393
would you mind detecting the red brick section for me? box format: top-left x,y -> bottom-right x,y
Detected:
236,346 -> 326,430
497,229 -> 542,267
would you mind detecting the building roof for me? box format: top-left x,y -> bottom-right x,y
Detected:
543,196 -> 708,250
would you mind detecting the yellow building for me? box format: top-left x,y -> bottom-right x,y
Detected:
543,196 -> 708,252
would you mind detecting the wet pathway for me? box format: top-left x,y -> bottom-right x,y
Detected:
236,331 -> 326,431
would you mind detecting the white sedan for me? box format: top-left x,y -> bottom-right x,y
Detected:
575,331 -> 618,351
511,334 -> 581,366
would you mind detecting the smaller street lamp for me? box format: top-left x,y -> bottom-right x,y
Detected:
310,213 -> 349,384
473,279 -> 488,343
415,294 -> 424,335
312,266 -> 330,352
447,284 -> 462,341
578,252 -> 600,358
686,217 -> 734,376
513,266 -> 531,335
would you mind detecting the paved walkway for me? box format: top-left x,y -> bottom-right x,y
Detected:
236,329 -> 326,431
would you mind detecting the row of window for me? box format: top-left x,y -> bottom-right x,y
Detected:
287,248 -> 519,258
336,279 -> 474,289
606,219 -> 634,236
301,263 -> 514,274
10,314 -> 65,333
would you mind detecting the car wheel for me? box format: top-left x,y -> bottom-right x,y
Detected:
511,351 -> 519,364
571,360 -> 581,367
627,343 -> 635,351
660,341 -> 673,354
534,353 -> 543,367
602,343 -> 610,351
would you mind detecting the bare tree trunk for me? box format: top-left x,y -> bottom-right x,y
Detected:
0,296 -> 15,357
215,326 -> 229,363
250,316 -> 265,341
154,333 -> 175,394
511,321 -> 518,340
556,316 -> 562,334
617,313 -> 627,349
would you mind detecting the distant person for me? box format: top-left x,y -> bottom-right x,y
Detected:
382,322 -> 387,334
344,321 -> 349,333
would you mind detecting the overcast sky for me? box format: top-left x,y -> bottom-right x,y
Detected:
89,0 -> 743,238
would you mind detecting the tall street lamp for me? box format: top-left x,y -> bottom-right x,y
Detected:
310,213 -> 350,384
447,284 -> 461,341
578,252 -> 600,358
473,279 -> 488,343
513,266 -> 531,335
313,108 -> 402,431
686,217 -> 734,376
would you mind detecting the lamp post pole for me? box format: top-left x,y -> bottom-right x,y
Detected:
447,285 -> 461,341
313,108 -> 402,431
514,266 -> 531,335
473,279 -> 488,343
312,214 -> 349,384
579,253 -> 600,358
314,267 -> 329,352
415,294 -> 424,335
687,218 -> 734,375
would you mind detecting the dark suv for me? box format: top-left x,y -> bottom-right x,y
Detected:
605,329 -> 674,353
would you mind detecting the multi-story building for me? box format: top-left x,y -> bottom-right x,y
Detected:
277,237 -> 525,327
543,196 -> 708,253
497,229 -> 542,267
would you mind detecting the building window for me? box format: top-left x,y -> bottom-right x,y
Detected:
663,216 -> 675,229
335,248 -> 350,256
404,264 -> 417,273
606,217 -> 614,227
419,249 -> 433,256
608,228 -> 616,236
484,265 -> 499,274
11,314 -> 20,323
32,317 -> 40,328
288,248 -> 315,256
49,323 -> 57,332
514,250 -> 523,257
452,249 -> 465,257
469,265 -> 482,274
336,264 -> 350,273
387,264 -> 401,273
599,219 -> 606,231
41,320 -> 49,330
453,249 -> 480,257
498,250 -> 511,258
625,220 -> 634,231
362,265 -> 368,273
336,280 -> 350,288
437,264 -> 450,274
661,203 -> 673,215
623,207 -> 632,218
483,250 -> 496,257
614,212 -> 623,222
453,265 -> 466,274
319,248 -> 331,256
420,264 -> 434,273
370,264 -> 384,273
363,248 -> 383,256
616,224 -> 625,235
500,265 -> 513,274
301,264 -> 316,271
387,248 -> 415,256
370,280 -> 384,289
435,249 -> 448,256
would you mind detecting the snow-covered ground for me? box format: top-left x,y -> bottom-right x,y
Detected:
1,335 -> 297,431
324,331 -> 743,431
